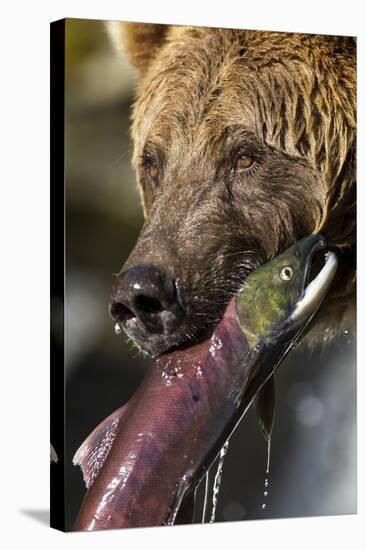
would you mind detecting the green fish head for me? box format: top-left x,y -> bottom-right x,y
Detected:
237,234 -> 338,346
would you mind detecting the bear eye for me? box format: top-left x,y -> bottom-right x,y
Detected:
141,155 -> 160,185
235,155 -> 255,172
148,164 -> 159,180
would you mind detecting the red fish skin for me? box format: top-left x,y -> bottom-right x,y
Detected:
73,299 -> 251,531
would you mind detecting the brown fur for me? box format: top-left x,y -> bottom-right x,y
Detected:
109,22 -> 356,355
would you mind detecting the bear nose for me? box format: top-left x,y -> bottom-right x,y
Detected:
109,264 -> 184,333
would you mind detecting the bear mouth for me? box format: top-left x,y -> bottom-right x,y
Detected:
115,238 -> 337,358
170,242 -> 337,353
119,280 -> 248,358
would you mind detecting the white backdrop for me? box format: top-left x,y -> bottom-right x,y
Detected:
0,1 -> 364,549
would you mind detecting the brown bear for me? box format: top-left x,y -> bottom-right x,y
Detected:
107,23 -> 356,358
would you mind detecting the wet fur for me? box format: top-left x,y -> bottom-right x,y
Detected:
108,23 -> 356,355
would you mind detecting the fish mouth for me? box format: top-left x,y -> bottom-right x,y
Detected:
290,235 -> 338,326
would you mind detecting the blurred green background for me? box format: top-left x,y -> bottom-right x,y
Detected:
64,18 -> 356,530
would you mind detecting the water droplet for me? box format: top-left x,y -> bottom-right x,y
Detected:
194,363 -> 203,378
209,335 -> 223,358
260,439 -> 271,511
114,323 -> 122,336
344,329 -> 349,335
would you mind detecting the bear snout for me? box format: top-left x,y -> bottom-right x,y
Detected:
109,263 -> 185,353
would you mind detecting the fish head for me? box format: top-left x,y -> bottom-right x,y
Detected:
237,234 -> 338,346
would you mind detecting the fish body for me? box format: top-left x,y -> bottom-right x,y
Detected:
74,299 -> 249,529
73,235 -> 338,530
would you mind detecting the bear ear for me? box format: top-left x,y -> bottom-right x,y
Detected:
107,21 -> 170,71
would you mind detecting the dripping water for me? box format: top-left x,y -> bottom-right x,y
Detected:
166,474 -> 191,525
261,437 -> 271,511
209,439 -> 229,523
201,468 -> 210,523
266,436 -> 271,474
114,322 -> 122,336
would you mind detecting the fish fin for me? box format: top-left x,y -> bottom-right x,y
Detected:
73,403 -> 127,488
256,376 -> 275,442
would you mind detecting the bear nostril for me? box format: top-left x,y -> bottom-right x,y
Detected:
110,263 -> 185,334
134,295 -> 163,314
109,301 -> 134,323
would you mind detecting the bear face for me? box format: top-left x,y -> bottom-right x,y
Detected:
109,24 -> 356,357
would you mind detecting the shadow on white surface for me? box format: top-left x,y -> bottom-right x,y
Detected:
20,509 -> 50,527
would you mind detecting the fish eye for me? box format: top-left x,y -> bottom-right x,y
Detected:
235,155 -> 255,172
280,266 -> 294,281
